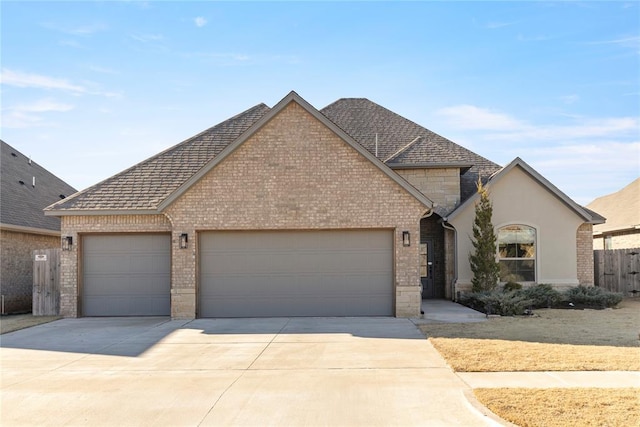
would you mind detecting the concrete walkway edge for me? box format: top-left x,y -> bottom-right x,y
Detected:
457,371 -> 640,389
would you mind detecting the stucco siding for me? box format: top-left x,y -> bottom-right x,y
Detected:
450,166 -> 585,291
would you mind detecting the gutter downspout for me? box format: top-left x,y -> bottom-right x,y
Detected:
441,219 -> 458,301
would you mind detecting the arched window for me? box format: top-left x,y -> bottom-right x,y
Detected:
497,225 -> 536,282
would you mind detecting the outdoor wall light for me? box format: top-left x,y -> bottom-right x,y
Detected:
402,231 -> 411,247
179,233 -> 189,249
62,236 -> 73,251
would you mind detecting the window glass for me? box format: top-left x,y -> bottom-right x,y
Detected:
498,225 -> 536,282
420,243 -> 428,278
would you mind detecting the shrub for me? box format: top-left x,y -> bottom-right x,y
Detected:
469,180 -> 500,292
503,281 -> 522,292
561,286 -> 623,308
459,290 -> 534,316
519,284 -> 562,308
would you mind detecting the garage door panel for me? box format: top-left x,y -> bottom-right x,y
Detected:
83,234 -> 170,316
199,230 -> 393,317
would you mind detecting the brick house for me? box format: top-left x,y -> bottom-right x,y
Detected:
1,140 -> 76,314
587,178 -> 639,250
44,92 -> 604,319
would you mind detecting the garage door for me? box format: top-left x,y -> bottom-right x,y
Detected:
82,234 -> 171,316
199,230 -> 393,317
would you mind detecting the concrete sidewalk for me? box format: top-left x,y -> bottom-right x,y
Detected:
458,371 -> 640,388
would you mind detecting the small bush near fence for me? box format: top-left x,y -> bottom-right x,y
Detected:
459,284 -> 623,316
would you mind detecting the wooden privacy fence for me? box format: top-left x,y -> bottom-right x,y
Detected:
33,248 -> 61,316
594,248 -> 640,296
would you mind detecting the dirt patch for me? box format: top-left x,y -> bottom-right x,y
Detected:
475,388 -> 640,427
1,314 -> 61,334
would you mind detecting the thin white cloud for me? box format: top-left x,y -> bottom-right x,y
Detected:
1,68 -> 121,98
485,21 -> 516,29
434,103 -> 639,203
1,68 -> 85,93
41,22 -> 108,36
130,33 -> 164,43
2,98 -> 75,129
517,34 -> 552,42
59,39 -> 85,49
194,17 -> 207,27
12,98 -> 74,113
436,105 -> 525,131
587,35 -> 640,46
559,94 -> 580,105
436,104 -> 638,141
87,65 -> 119,75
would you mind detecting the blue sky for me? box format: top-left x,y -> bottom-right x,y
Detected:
1,1 -> 638,205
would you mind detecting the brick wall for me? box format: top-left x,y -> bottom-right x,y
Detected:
59,215 -> 171,317
395,168 -> 460,212
594,230 -> 640,250
576,223 -> 595,286
166,101 -> 428,318
0,229 -> 59,313
58,102 -> 429,319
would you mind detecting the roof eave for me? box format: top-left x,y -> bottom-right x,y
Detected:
44,209 -> 161,217
0,222 -> 61,236
446,157 -> 597,223
387,162 -> 473,173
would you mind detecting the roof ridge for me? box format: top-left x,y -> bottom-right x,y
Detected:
383,136 -> 422,163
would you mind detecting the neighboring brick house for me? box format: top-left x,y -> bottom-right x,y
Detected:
1,140 -> 76,314
587,178 -> 640,250
44,92 -> 604,319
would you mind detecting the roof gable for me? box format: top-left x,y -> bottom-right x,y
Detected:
1,140 -> 77,232
158,91 -> 433,211
446,157 -> 605,224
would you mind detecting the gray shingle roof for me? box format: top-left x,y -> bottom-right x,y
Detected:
1,140 -> 77,231
320,98 -> 501,201
46,103 -> 270,212
45,94 -> 503,214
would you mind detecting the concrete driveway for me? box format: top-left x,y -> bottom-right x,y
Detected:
1,317 -> 499,426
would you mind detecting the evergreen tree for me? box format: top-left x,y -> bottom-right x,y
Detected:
469,179 -> 500,292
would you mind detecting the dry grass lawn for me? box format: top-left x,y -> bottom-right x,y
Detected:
420,299 -> 640,427
0,314 -> 61,334
475,388 -> 640,427
419,298 -> 640,372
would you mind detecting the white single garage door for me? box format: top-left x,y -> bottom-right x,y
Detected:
199,230 -> 393,317
82,234 -> 171,316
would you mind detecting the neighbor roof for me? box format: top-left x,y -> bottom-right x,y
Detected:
46,92 -> 500,215
1,140 -> 77,233
587,178 -> 639,234
446,157 -> 606,225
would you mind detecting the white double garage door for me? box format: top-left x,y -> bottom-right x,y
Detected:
82,230 -> 394,317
